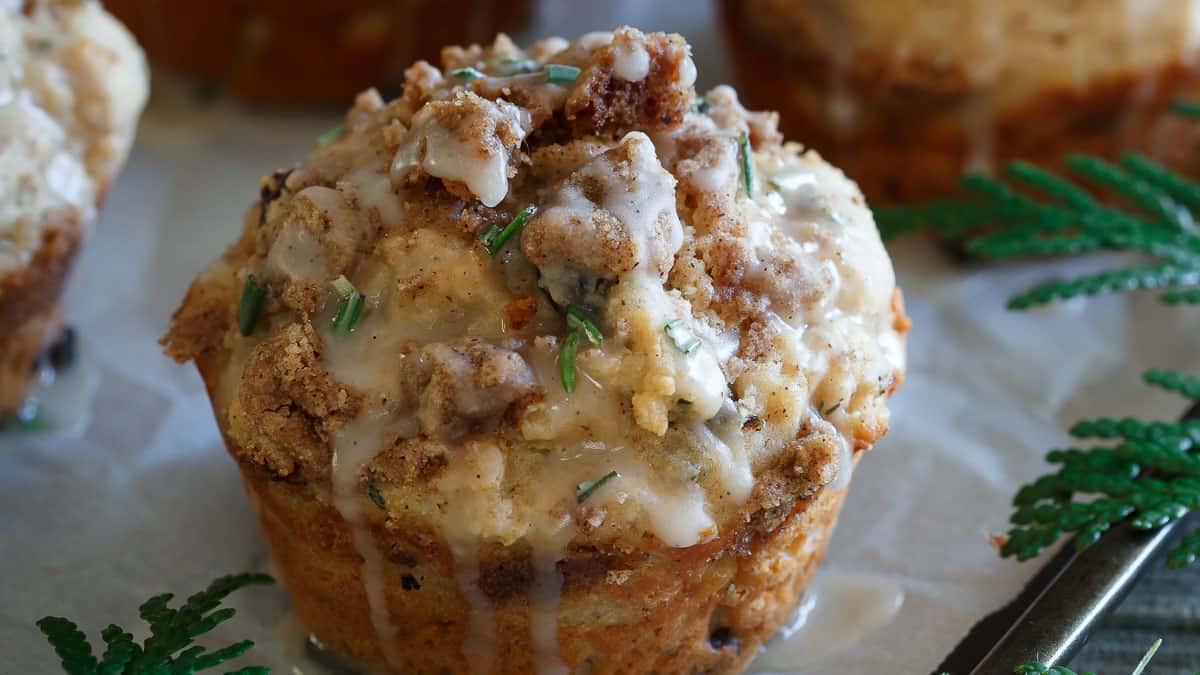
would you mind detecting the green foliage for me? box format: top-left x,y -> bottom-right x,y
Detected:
874,153 -> 1200,309
37,573 -> 273,674
1167,529 -> 1200,569
1001,375 -> 1200,566
877,132 -> 1200,570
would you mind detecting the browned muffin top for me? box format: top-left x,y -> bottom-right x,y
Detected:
164,26 -> 906,553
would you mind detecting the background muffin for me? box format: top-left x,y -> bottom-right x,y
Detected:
104,0 -> 532,104
0,0 -> 147,416
164,26 -> 906,674
721,0 -> 1200,203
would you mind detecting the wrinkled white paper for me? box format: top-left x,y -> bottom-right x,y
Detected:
6,2 -> 1200,673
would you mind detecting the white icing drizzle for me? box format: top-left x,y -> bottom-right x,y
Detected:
329,411 -> 405,669
528,519 -> 574,675
612,36 -> 650,81
391,93 -> 531,207
266,219 -> 326,282
694,413 -> 754,503
448,540 -> 497,674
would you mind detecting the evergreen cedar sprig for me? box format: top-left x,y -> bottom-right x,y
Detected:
37,573 -> 273,674
876,119 -> 1200,569
874,153 -> 1200,309
1001,371 -> 1200,568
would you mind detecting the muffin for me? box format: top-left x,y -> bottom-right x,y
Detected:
104,0 -> 532,104
163,26 -> 908,674
0,0 -> 147,416
721,0 -> 1200,203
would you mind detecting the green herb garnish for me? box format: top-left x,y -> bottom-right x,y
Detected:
237,276 -> 266,337
558,330 -> 579,393
330,275 -> 364,334
566,305 -> 602,344
577,470 -> 619,503
544,64 -> 581,86
317,122 -> 344,147
664,319 -> 701,354
823,401 -> 841,416
738,131 -> 754,198
479,204 -> 537,256
367,480 -> 386,510
493,57 -> 538,76
691,96 -> 709,114
331,274 -> 355,298
36,573 -> 273,674
451,67 -> 486,83
557,305 -> 602,393
331,292 -> 364,334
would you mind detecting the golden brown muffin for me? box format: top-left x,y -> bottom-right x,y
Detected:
164,26 -> 908,674
104,0 -> 533,104
721,0 -> 1200,203
0,0 -> 147,415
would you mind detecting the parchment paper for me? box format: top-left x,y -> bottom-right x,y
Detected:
6,2 -> 1200,672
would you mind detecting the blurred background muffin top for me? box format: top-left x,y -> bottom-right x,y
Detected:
104,0 -> 533,104
721,0 -> 1200,202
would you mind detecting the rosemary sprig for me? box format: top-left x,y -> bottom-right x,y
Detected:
664,319 -> 701,354
316,122 -> 343,147
557,305 -> 602,394
37,574 -> 273,674
479,205 -> 537,256
738,131 -> 754,197
330,275 -> 364,334
451,67 -> 485,83
544,64 -> 581,86
237,277 -> 266,337
577,470 -> 619,503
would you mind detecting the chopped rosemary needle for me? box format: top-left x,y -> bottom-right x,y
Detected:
317,122 -> 344,147
331,274 -> 356,298
451,66 -> 486,82
237,276 -> 266,336
566,305 -> 602,344
664,319 -> 702,354
770,169 -> 816,192
544,64 -> 581,85
558,330 -> 580,393
738,131 -> 755,198
823,401 -> 842,416
330,274 -> 364,333
331,290 -> 365,334
480,204 -> 537,255
577,470 -> 619,503
367,480 -> 386,510
494,57 -> 538,76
